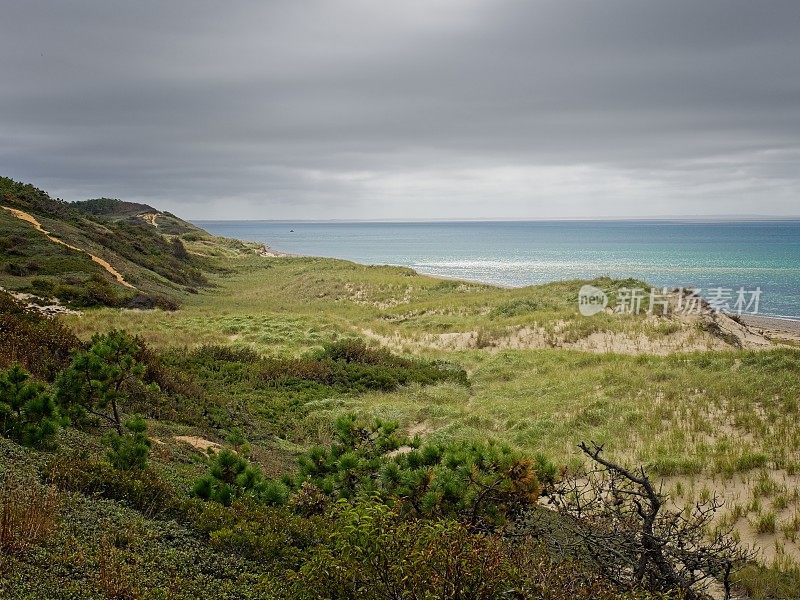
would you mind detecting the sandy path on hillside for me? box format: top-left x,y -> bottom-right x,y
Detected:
2,206 -> 135,289
141,212 -> 158,227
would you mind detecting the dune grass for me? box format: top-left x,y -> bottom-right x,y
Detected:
61,255 -> 800,472
62,255 -> 709,351
59,253 -> 800,576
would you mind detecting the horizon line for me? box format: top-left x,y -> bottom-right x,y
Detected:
190,215 -> 800,223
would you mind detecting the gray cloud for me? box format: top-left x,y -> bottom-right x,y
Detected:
1,0 -> 799,218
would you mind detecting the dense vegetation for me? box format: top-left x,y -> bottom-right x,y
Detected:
0,289 -> 777,599
0,291 -> 80,379
3,178 -> 800,598
0,290 -> 752,598
0,176 -> 250,309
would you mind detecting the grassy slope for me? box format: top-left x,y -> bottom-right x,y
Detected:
0,433 -> 285,600
59,253 -> 800,580
0,173 -> 796,594
59,256 -> 798,466
0,208 -> 111,285
62,256 -> 712,350
0,177 -> 258,307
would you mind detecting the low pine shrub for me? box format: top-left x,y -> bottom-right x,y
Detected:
294,414 -> 553,530
192,448 -> 289,507
0,364 -> 65,448
55,330 -> 151,434
105,416 -> 151,471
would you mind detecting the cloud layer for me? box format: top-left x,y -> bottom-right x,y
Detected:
2,1 -> 799,218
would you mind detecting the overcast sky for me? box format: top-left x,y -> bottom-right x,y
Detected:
1,1 -> 799,219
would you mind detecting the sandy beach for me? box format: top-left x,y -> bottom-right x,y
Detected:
739,314 -> 800,343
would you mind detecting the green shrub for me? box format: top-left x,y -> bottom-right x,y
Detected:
0,364 -> 65,448
192,448 -> 288,507
288,482 -> 329,516
4,262 -> 27,276
319,338 -> 389,364
28,278 -> 54,293
53,275 -> 130,308
284,500 -> 643,600
125,293 -> 179,311
294,414 -> 551,530
105,416 -> 151,470
55,330 -> 151,434
160,339 -> 467,441
260,338 -> 469,392
489,297 -> 543,318
171,237 -> 190,259
188,498 -> 319,565
289,500 -> 515,599
131,340 -> 205,422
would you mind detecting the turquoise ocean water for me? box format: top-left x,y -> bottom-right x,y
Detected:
196,220 -> 800,319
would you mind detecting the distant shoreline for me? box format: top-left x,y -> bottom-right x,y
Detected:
738,314 -> 800,342
200,219 -> 800,320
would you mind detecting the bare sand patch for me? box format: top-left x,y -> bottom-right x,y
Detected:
175,435 -> 221,452
361,310 -> 772,355
408,421 -> 433,436
256,244 -> 292,257
740,314 -> 800,345
0,287 -> 82,316
386,422 -> 434,457
139,212 -> 158,227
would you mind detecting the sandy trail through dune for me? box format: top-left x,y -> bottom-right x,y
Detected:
2,205 -> 135,289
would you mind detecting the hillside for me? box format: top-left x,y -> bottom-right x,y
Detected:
1,178 -> 799,598
0,177 -> 257,309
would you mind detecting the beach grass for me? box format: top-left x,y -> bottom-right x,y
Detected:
63,255 -> 716,351
62,255 -> 800,471
60,253 -> 800,569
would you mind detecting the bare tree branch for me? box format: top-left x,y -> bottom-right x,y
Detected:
546,442 -> 754,600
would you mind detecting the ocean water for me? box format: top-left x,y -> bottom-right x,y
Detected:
196,220 -> 800,319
